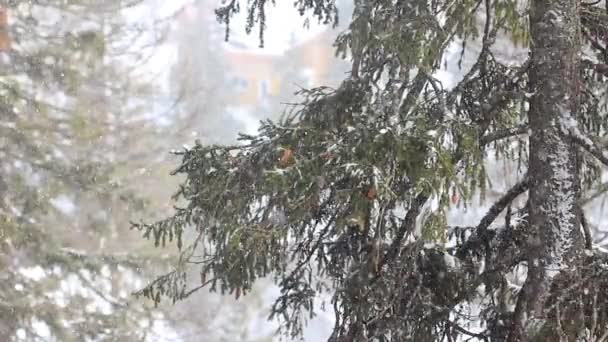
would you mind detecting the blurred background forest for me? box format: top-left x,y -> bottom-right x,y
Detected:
1,0 -> 606,341
0,0 -> 349,340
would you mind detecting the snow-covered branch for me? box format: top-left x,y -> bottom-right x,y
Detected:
567,125 -> 608,168
457,176 -> 529,256
480,124 -> 528,145
380,193 -> 429,269
581,58 -> 608,78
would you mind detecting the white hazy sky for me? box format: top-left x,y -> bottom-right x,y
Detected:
222,0 -> 328,55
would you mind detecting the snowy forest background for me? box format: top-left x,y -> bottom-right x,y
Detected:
1,0 -> 607,341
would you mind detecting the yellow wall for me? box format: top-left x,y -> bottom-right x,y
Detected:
224,32 -> 334,106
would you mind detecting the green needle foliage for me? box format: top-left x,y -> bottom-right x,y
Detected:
136,0 -> 608,340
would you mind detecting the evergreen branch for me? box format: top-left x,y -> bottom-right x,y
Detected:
479,124 -> 528,145
581,58 -> 608,77
582,29 -> 608,58
75,272 -> 127,309
448,14 -> 498,104
378,192 -> 429,270
446,320 -> 490,341
568,127 -> 608,168
400,0 -> 486,119
400,72 -> 429,118
457,176 -> 529,257
581,180 -> 608,205
507,277 -> 529,342
380,119 -> 528,276
181,276 -> 218,300
478,177 -> 529,231
580,205 -> 593,250
581,0 -> 603,6
279,213 -> 336,287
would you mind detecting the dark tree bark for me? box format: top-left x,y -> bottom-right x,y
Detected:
512,0 -> 585,338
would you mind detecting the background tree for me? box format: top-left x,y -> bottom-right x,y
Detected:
167,3 -> 243,145
0,1 -> 184,339
137,0 -> 608,340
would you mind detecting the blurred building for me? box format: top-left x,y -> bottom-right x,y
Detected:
222,31 -> 335,106
180,1 -> 339,108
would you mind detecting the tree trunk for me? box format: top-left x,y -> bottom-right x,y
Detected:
515,0 -> 585,337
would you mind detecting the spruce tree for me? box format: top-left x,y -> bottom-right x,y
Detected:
137,0 -> 608,340
1,1 -> 178,339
